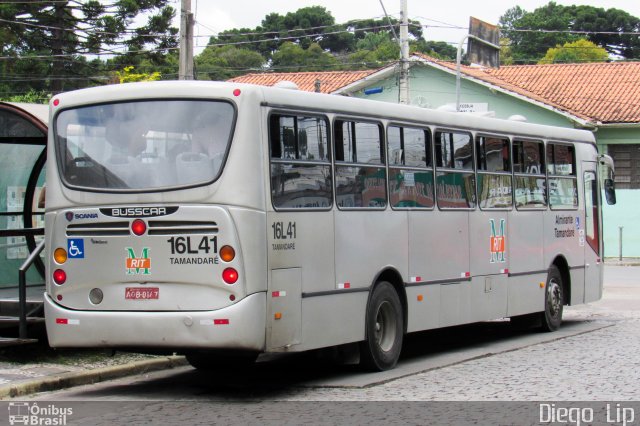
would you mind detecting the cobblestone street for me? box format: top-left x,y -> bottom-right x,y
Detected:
277,266 -> 640,401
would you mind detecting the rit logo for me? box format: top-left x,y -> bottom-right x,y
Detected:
125,247 -> 151,275
490,219 -> 506,263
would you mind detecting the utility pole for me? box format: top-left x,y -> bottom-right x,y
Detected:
398,0 -> 410,104
179,0 -> 194,80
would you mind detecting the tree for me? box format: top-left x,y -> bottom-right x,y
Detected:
412,40 -> 457,60
114,66 -> 161,83
499,1 -> 640,63
271,42 -> 338,72
206,6 -> 431,65
195,46 -> 265,81
538,39 -> 609,64
0,1 -> 178,96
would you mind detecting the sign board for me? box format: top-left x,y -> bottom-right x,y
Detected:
445,103 -> 489,113
467,17 -> 500,68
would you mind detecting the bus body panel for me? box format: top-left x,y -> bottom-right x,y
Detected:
408,211 -> 470,283
507,211 -> 546,317
48,205 -> 245,311
267,267 -> 302,350
229,207 -> 267,297
334,209 -> 407,293
45,292 -> 266,350
296,293 -> 368,352
582,160 -> 605,304
469,275 -> 508,322
405,284 -> 440,333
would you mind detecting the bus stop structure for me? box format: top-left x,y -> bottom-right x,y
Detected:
0,102 -> 47,346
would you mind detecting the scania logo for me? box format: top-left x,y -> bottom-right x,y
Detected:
75,213 -> 98,220
65,212 -> 73,221
100,206 -> 178,218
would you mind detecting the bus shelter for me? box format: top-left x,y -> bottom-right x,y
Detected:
0,102 -> 47,292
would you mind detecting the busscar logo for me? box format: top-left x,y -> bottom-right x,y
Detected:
101,206 -> 178,218
489,218 -> 506,263
8,402 -> 72,425
125,247 -> 151,275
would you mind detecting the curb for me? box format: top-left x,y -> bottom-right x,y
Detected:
0,355 -> 188,399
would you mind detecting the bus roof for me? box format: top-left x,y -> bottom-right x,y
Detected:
52,80 -> 596,146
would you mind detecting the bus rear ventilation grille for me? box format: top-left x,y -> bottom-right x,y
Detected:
147,220 -> 218,235
66,221 -> 130,237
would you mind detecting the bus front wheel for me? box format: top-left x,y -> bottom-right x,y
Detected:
541,265 -> 564,332
360,281 -> 404,371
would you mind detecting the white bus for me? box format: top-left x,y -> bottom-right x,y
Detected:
44,81 -> 616,371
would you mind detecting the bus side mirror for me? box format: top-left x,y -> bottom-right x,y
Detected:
604,178 -> 616,205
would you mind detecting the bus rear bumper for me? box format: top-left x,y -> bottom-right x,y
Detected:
44,292 -> 266,351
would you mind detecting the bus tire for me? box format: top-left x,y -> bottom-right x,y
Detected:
360,281 -> 403,371
540,265 -> 564,332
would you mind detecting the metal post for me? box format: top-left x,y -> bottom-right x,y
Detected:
179,0 -> 194,80
19,239 -> 45,339
455,35 -> 469,112
398,0 -> 410,104
619,226 -> 623,261
455,34 -> 501,111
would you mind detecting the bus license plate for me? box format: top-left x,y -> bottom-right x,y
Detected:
125,287 -> 159,300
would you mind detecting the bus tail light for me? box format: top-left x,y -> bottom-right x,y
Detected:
220,245 -> 235,262
222,268 -> 238,284
131,219 -> 146,236
53,269 -> 67,285
54,248 -> 67,264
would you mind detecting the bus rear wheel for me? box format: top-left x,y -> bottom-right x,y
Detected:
360,281 -> 403,371
540,265 -> 564,332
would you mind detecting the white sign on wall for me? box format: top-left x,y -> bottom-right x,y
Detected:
445,103 -> 489,113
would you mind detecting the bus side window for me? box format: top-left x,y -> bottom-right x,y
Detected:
269,113 -> 332,210
547,143 -> 578,209
388,125 -> 434,209
476,136 -> 512,209
514,140 -> 547,209
334,119 -> 386,209
435,130 -> 475,209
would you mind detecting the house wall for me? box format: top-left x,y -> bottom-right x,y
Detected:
349,65 -> 640,258
599,127 -> 640,257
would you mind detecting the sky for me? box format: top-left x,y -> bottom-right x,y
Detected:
181,0 -> 640,53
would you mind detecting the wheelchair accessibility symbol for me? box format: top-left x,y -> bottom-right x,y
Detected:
67,239 -> 85,259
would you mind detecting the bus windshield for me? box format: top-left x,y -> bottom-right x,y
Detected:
54,99 -> 235,191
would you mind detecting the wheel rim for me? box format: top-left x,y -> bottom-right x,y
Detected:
374,301 -> 397,352
547,278 -> 562,319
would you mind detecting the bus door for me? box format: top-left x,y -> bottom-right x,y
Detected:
582,161 -> 602,303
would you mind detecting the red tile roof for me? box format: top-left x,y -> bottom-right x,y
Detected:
229,55 -> 640,125
413,53 -> 640,125
228,70 -> 379,94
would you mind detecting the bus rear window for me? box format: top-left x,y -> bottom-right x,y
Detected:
54,100 -> 235,191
